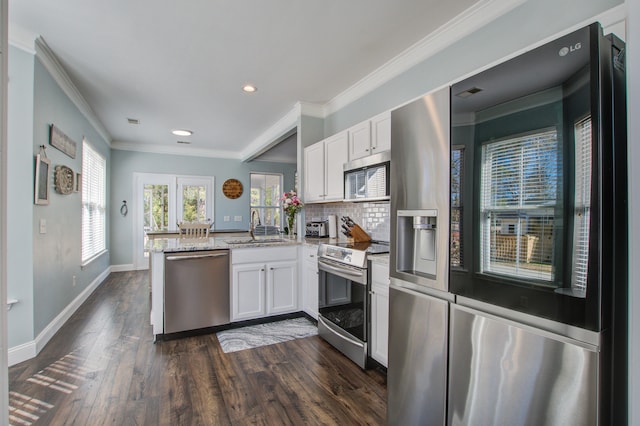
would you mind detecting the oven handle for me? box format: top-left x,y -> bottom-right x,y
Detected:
318,259 -> 365,278
318,315 -> 365,348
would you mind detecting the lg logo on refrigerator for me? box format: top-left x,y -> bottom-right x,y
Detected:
559,42 -> 582,56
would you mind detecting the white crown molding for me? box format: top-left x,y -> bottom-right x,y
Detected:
34,37 -> 113,146
8,23 -> 38,54
111,140 -> 243,160
324,0 -> 527,116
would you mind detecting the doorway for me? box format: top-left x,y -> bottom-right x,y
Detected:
133,173 -> 214,269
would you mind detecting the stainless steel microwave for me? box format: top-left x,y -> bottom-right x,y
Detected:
343,151 -> 390,202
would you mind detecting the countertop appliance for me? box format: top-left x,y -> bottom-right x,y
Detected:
343,151 -> 390,202
388,87 -> 452,425
316,240 -> 389,368
305,220 -> 329,237
164,250 -> 230,334
448,23 -> 627,425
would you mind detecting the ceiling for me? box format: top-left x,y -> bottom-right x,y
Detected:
9,0 -> 482,160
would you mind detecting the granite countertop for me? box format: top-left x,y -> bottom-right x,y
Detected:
147,235 -> 301,253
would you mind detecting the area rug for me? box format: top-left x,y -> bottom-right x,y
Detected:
216,317 -> 317,353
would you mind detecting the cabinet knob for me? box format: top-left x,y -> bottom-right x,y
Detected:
270,267 -> 274,270
365,148 -> 369,151
261,269 -> 265,272
372,146 -> 376,150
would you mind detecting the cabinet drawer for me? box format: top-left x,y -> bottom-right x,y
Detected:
232,246 -> 297,264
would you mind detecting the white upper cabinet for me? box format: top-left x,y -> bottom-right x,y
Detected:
303,130 -> 348,203
348,120 -> 372,160
348,111 -> 391,161
371,111 -> 391,153
324,131 -> 349,200
304,141 -> 326,203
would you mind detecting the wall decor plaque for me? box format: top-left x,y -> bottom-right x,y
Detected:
222,178 -> 243,199
54,165 -> 75,194
50,124 -> 77,159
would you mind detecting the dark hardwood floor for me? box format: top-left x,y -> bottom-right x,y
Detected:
8,271 -> 387,425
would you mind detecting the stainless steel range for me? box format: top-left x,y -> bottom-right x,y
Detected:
317,240 -> 389,368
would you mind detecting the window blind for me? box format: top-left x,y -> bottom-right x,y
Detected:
480,129 -> 560,282
571,117 -> 592,292
82,140 -> 106,262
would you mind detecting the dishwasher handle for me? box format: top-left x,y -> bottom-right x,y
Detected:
166,252 -> 229,261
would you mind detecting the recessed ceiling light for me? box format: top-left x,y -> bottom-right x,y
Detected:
172,129 -> 193,136
242,84 -> 257,93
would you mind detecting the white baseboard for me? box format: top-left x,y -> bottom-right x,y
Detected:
110,263 -> 135,272
7,341 -> 37,367
8,266 -> 111,367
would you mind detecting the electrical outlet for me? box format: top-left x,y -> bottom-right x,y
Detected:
234,215 -> 242,222
224,216 -> 230,222
72,275 -> 77,287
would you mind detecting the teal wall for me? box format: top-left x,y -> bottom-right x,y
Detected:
109,149 -> 296,266
31,57 -> 111,337
7,46 -> 35,347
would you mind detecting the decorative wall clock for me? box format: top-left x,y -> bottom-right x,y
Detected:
54,165 -> 75,195
222,178 -> 243,199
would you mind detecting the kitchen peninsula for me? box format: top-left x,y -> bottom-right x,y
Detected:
148,235 -> 301,338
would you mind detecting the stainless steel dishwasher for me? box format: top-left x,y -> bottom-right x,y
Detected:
164,250 -> 230,334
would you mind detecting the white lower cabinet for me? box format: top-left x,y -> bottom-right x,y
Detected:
301,245 -> 319,319
231,246 -> 298,322
370,261 -> 390,367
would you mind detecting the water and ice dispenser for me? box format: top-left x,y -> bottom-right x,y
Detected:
396,210 -> 438,279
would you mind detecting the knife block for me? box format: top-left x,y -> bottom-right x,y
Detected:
349,224 -> 371,243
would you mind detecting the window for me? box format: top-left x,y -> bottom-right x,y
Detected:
571,116 -> 592,292
82,140 -> 106,263
479,129 -> 560,282
450,146 -> 464,268
250,173 -> 282,235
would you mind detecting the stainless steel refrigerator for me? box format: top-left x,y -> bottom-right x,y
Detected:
388,23 -> 627,426
388,87 -> 452,425
448,23 -> 627,425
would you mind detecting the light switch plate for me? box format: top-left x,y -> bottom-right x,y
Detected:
224,216 -> 230,222
234,215 -> 242,221
39,219 -> 47,234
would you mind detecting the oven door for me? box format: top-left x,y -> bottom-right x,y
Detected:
317,258 -> 368,367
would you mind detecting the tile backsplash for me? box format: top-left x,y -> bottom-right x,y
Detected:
305,201 -> 390,242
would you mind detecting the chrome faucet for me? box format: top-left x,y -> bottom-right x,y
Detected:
250,210 -> 260,240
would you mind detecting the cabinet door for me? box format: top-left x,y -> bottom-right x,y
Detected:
370,261 -> 390,366
302,247 -> 319,319
266,261 -> 298,315
370,283 -> 389,366
371,112 -> 391,153
304,141 -> 326,203
232,263 -> 265,321
324,131 -> 349,201
348,120 -> 372,160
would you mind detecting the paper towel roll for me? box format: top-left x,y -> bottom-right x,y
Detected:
328,214 -> 337,238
